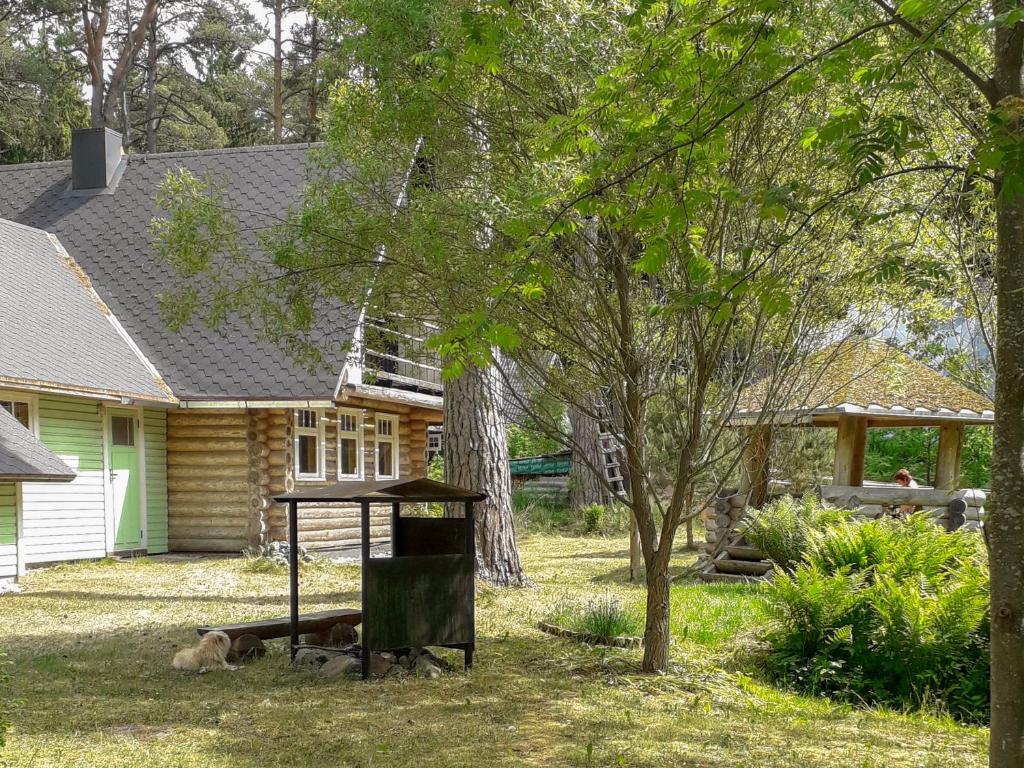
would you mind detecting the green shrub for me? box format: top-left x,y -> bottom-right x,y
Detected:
763,514 -> 990,722
514,493 -> 631,536
546,595 -> 643,639
742,494 -> 849,573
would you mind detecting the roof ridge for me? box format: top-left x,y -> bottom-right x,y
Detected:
0,141 -> 322,173
129,142 -> 322,163
0,217 -> 51,236
0,158 -> 70,172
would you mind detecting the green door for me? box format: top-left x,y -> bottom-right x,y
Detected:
109,410 -> 142,550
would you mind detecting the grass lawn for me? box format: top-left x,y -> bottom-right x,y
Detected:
0,534 -> 986,767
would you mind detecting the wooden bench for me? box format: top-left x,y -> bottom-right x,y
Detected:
197,608 -> 362,641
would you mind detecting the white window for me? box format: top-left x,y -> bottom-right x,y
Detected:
375,414 -> 399,480
336,409 -> 364,480
294,409 -> 325,480
0,393 -> 34,432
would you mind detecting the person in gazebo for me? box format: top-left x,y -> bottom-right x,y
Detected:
893,468 -> 918,518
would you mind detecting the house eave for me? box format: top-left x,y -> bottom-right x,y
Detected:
0,376 -> 177,406
335,382 -> 443,412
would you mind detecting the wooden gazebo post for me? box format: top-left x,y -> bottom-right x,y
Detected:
934,422 -> 965,490
738,425 -> 772,507
832,414 -> 867,487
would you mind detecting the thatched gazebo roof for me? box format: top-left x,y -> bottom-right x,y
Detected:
727,339 -> 992,501
732,339 -> 993,427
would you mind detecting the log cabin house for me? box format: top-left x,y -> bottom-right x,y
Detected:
0,128 -> 443,566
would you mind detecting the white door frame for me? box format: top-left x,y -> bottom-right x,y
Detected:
14,482 -> 25,578
103,404 -> 148,553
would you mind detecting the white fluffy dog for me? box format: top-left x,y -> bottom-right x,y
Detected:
172,630 -> 236,672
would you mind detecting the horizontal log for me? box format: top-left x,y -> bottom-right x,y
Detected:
169,490 -> 251,507
168,413 -> 249,427
169,536 -> 247,552
170,425 -> 249,439
172,478 -> 249,493
297,514 -> 388,528
820,484 -> 986,508
298,526 -> 391,543
167,437 -> 248,453
168,464 -> 248,480
198,609 -> 361,641
168,519 -> 248,534
168,453 -> 250,469
167,506 -> 249,520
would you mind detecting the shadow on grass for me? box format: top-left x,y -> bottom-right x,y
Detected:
551,549 -> 633,560
12,590 -> 360,607
587,564 -> 695,585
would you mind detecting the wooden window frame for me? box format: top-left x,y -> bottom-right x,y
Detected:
375,414 -> 399,481
0,390 -> 38,436
294,408 -> 325,481
336,408 -> 364,481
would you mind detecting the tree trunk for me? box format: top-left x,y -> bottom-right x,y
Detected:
307,15 -> 320,142
989,188 -> 1024,768
568,400 -> 607,511
989,10 -> 1024,767
144,14 -> 158,152
628,511 -> 642,582
82,1 -> 109,128
273,0 -> 283,144
100,0 -> 160,130
443,360 -> 528,587
641,550 -> 671,672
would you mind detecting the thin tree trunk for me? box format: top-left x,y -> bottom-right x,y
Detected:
144,14 -> 158,152
444,360 -> 528,587
307,15 -> 319,142
628,511 -> 642,582
82,1 -> 109,128
273,0 -> 283,144
100,0 -> 160,129
642,550 -> 671,672
568,400 -> 606,511
989,8 -> 1024,766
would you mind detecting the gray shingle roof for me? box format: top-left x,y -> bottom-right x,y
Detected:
0,218 -> 173,401
0,144 -> 359,400
0,406 -> 75,482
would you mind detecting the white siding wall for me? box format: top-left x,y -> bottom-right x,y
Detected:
19,396 -> 107,564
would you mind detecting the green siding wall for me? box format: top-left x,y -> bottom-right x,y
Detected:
144,409 -> 168,553
0,483 -> 16,579
22,396 -> 107,563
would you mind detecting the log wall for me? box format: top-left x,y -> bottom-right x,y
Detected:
167,403 -> 437,552
702,483 -> 988,553
167,410 -> 252,552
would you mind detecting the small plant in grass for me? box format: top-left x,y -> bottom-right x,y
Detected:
582,503 -> 604,533
544,595 -> 643,641
742,493 -> 850,573
240,553 -> 288,575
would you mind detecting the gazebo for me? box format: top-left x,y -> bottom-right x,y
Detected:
703,340 -> 993,579
274,477 -> 486,679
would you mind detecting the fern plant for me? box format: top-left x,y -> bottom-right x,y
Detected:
742,494 -> 849,573
763,514 -> 990,722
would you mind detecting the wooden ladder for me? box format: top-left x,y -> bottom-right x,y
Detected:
595,401 -> 628,500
